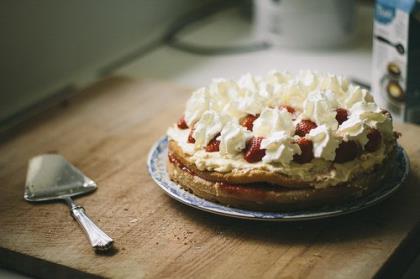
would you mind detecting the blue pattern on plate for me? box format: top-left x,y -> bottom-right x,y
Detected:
147,136 -> 409,221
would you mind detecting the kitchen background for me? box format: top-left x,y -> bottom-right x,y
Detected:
0,0 -> 369,134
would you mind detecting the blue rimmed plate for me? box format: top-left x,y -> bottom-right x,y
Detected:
147,136 -> 409,221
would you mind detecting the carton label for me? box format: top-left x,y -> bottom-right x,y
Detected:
372,0 -> 419,123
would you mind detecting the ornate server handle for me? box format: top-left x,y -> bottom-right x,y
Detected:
64,197 -> 113,251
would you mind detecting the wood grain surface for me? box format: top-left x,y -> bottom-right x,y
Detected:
1,77 -> 420,279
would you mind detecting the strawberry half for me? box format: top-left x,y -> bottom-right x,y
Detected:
244,137 -> 266,163
365,129 -> 382,152
334,140 -> 360,163
335,108 -> 348,125
187,128 -> 195,143
205,134 -> 220,152
279,105 -> 296,114
240,114 -> 258,131
177,116 -> 188,129
293,137 -> 314,164
295,120 -> 317,137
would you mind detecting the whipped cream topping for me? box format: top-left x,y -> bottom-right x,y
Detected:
277,82 -> 308,109
208,79 -> 235,112
351,101 -> 388,127
261,131 -> 300,164
253,108 -> 294,137
184,87 -> 210,126
218,121 -> 252,156
318,74 -> 349,98
193,110 -> 229,148
230,87 -> 264,117
307,125 -> 340,161
265,70 -> 292,84
184,71 -> 381,125
237,73 -> 259,93
337,116 -> 370,146
344,85 -> 374,109
337,100 -> 389,146
301,91 -> 338,130
168,70 -> 396,187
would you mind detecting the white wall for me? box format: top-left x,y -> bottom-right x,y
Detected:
0,0 -> 213,124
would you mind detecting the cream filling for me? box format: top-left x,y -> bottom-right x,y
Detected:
167,127 -> 391,188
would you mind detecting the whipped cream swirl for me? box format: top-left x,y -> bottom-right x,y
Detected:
193,110 -> 229,148
307,125 -> 340,161
351,101 -> 388,128
261,131 -> 300,164
337,116 -> 370,146
184,87 -> 210,126
302,91 -> 338,130
253,108 -> 294,137
218,121 -> 252,156
344,85 -> 374,109
339,101 -> 389,146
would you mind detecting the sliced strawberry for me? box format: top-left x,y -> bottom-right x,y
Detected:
205,134 -> 220,152
279,105 -> 296,114
335,108 -> 348,125
187,128 -> 195,143
177,116 -> 188,129
244,137 -> 266,163
334,140 -> 360,163
240,114 -> 258,131
293,137 -> 314,164
295,120 -> 317,137
365,129 -> 382,152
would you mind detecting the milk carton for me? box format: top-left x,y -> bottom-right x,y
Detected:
372,0 -> 420,123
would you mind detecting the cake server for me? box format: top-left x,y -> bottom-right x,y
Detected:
24,154 -> 113,252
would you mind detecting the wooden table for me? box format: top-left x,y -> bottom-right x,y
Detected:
1,77 -> 420,279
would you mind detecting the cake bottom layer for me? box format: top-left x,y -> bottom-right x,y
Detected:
167,153 -> 395,211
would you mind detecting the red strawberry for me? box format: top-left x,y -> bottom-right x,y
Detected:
293,137 -> 314,164
177,116 -> 188,129
187,128 -> 195,143
279,105 -> 296,114
205,134 -> 220,152
334,140 -> 360,163
365,129 -> 382,152
240,114 -> 258,131
335,108 -> 348,125
295,120 -> 317,137
244,137 -> 266,163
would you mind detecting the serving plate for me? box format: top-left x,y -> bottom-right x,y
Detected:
147,136 -> 409,221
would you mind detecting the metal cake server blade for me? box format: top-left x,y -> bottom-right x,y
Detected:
24,154 -> 113,252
